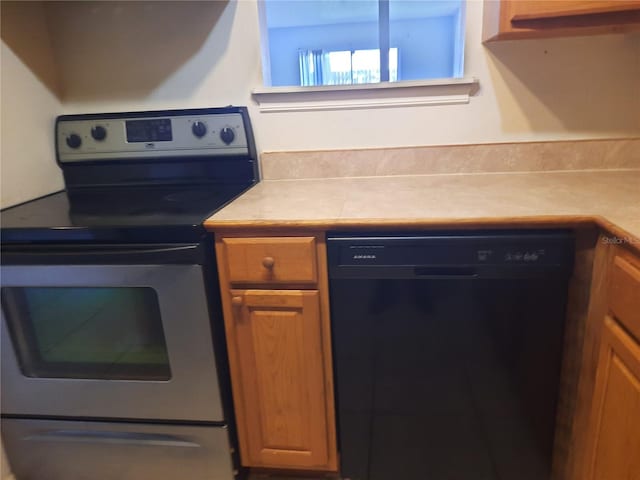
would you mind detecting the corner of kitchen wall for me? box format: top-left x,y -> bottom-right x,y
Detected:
484,32 -> 640,136
1,1 -> 62,99
1,1 -> 65,209
44,0 -> 233,104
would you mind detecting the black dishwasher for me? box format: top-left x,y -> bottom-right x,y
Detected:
328,231 -> 574,480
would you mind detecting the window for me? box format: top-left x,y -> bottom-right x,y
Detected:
259,0 -> 466,88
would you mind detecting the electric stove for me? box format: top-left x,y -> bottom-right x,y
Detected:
1,106 -> 258,244
0,107 -> 257,480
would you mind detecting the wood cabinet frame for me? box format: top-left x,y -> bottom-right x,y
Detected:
214,230 -> 338,471
583,315 -> 640,479
568,238 -> 640,480
483,0 -> 640,41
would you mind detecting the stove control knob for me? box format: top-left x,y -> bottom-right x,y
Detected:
66,133 -> 82,149
91,125 -> 107,141
192,121 -> 207,138
220,127 -> 235,145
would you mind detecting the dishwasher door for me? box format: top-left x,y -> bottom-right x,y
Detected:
328,232 -> 574,480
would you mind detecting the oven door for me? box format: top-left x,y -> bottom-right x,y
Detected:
1,244 -> 224,422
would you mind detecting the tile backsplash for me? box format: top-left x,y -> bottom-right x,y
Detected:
260,138 -> 640,180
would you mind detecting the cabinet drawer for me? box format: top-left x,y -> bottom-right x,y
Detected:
609,253 -> 640,341
222,237 -> 318,284
2,418 -> 234,480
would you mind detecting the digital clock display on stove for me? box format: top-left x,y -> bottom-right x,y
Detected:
125,118 -> 173,143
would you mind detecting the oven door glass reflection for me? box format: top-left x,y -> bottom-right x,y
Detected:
1,287 -> 171,381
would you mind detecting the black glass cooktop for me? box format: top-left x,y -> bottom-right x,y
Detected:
1,185 -> 250,243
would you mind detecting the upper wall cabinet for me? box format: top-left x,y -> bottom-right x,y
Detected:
483,0 -> 640,41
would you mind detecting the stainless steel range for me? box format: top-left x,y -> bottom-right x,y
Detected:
0,107 -> 259,480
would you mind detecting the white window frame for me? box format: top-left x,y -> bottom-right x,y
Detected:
254,0 -> 478,113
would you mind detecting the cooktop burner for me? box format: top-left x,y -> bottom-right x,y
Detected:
1,185 -> 249,243
67,186 -> 245,220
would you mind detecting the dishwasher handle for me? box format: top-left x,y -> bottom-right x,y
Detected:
413,267 -> 478,279
329,264 -> 567,280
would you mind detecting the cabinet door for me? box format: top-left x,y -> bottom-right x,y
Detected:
483,0 -> 640,41
584,315 -> 640,480
507,1 -> 640,21
228,289 -> 333,469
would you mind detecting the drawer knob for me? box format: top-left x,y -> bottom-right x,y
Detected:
231,296 -> 243,307
262,256 -> 275,269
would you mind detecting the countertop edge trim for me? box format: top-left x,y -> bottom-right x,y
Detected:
204,216 -> 640,254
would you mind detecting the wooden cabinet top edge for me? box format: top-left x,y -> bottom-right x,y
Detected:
207,216 -> 640,255
482,0 -> 640,42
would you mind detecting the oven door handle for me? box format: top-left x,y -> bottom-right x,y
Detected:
1,243 -> 205,265
24,429 -> 202,448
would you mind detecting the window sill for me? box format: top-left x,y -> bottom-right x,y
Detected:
251,77 -> 479,113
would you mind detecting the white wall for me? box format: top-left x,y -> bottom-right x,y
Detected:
1,2 -> 64,208
1,1 -> 639,207
51,1 -> 640,153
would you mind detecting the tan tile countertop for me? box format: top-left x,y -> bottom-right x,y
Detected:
205,170 -> 640,248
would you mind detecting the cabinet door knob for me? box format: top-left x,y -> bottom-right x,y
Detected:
262,256 -> 275,269
231,296 -> 243,307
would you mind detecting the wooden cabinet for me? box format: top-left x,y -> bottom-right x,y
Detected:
483,0 -> 640,41
215,233 -> 337,471
580,246 -> 640,480
584,316 -> 640,479
608,255 -> 640,342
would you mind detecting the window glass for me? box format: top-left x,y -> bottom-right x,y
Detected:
2,287 -> 171,381
261,0 -> 465,87
389,0 -> 465,80
299,48 -> 397,86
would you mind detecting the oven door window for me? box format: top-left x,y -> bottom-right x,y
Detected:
1,287 -> 171,381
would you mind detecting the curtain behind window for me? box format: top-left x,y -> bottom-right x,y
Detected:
298,49 -> 326,86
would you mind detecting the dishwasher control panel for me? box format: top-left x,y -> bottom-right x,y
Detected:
327,231 -> 575,278
478,248 -> 548,263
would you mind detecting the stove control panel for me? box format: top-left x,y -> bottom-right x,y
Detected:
56,109 -> 250,163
